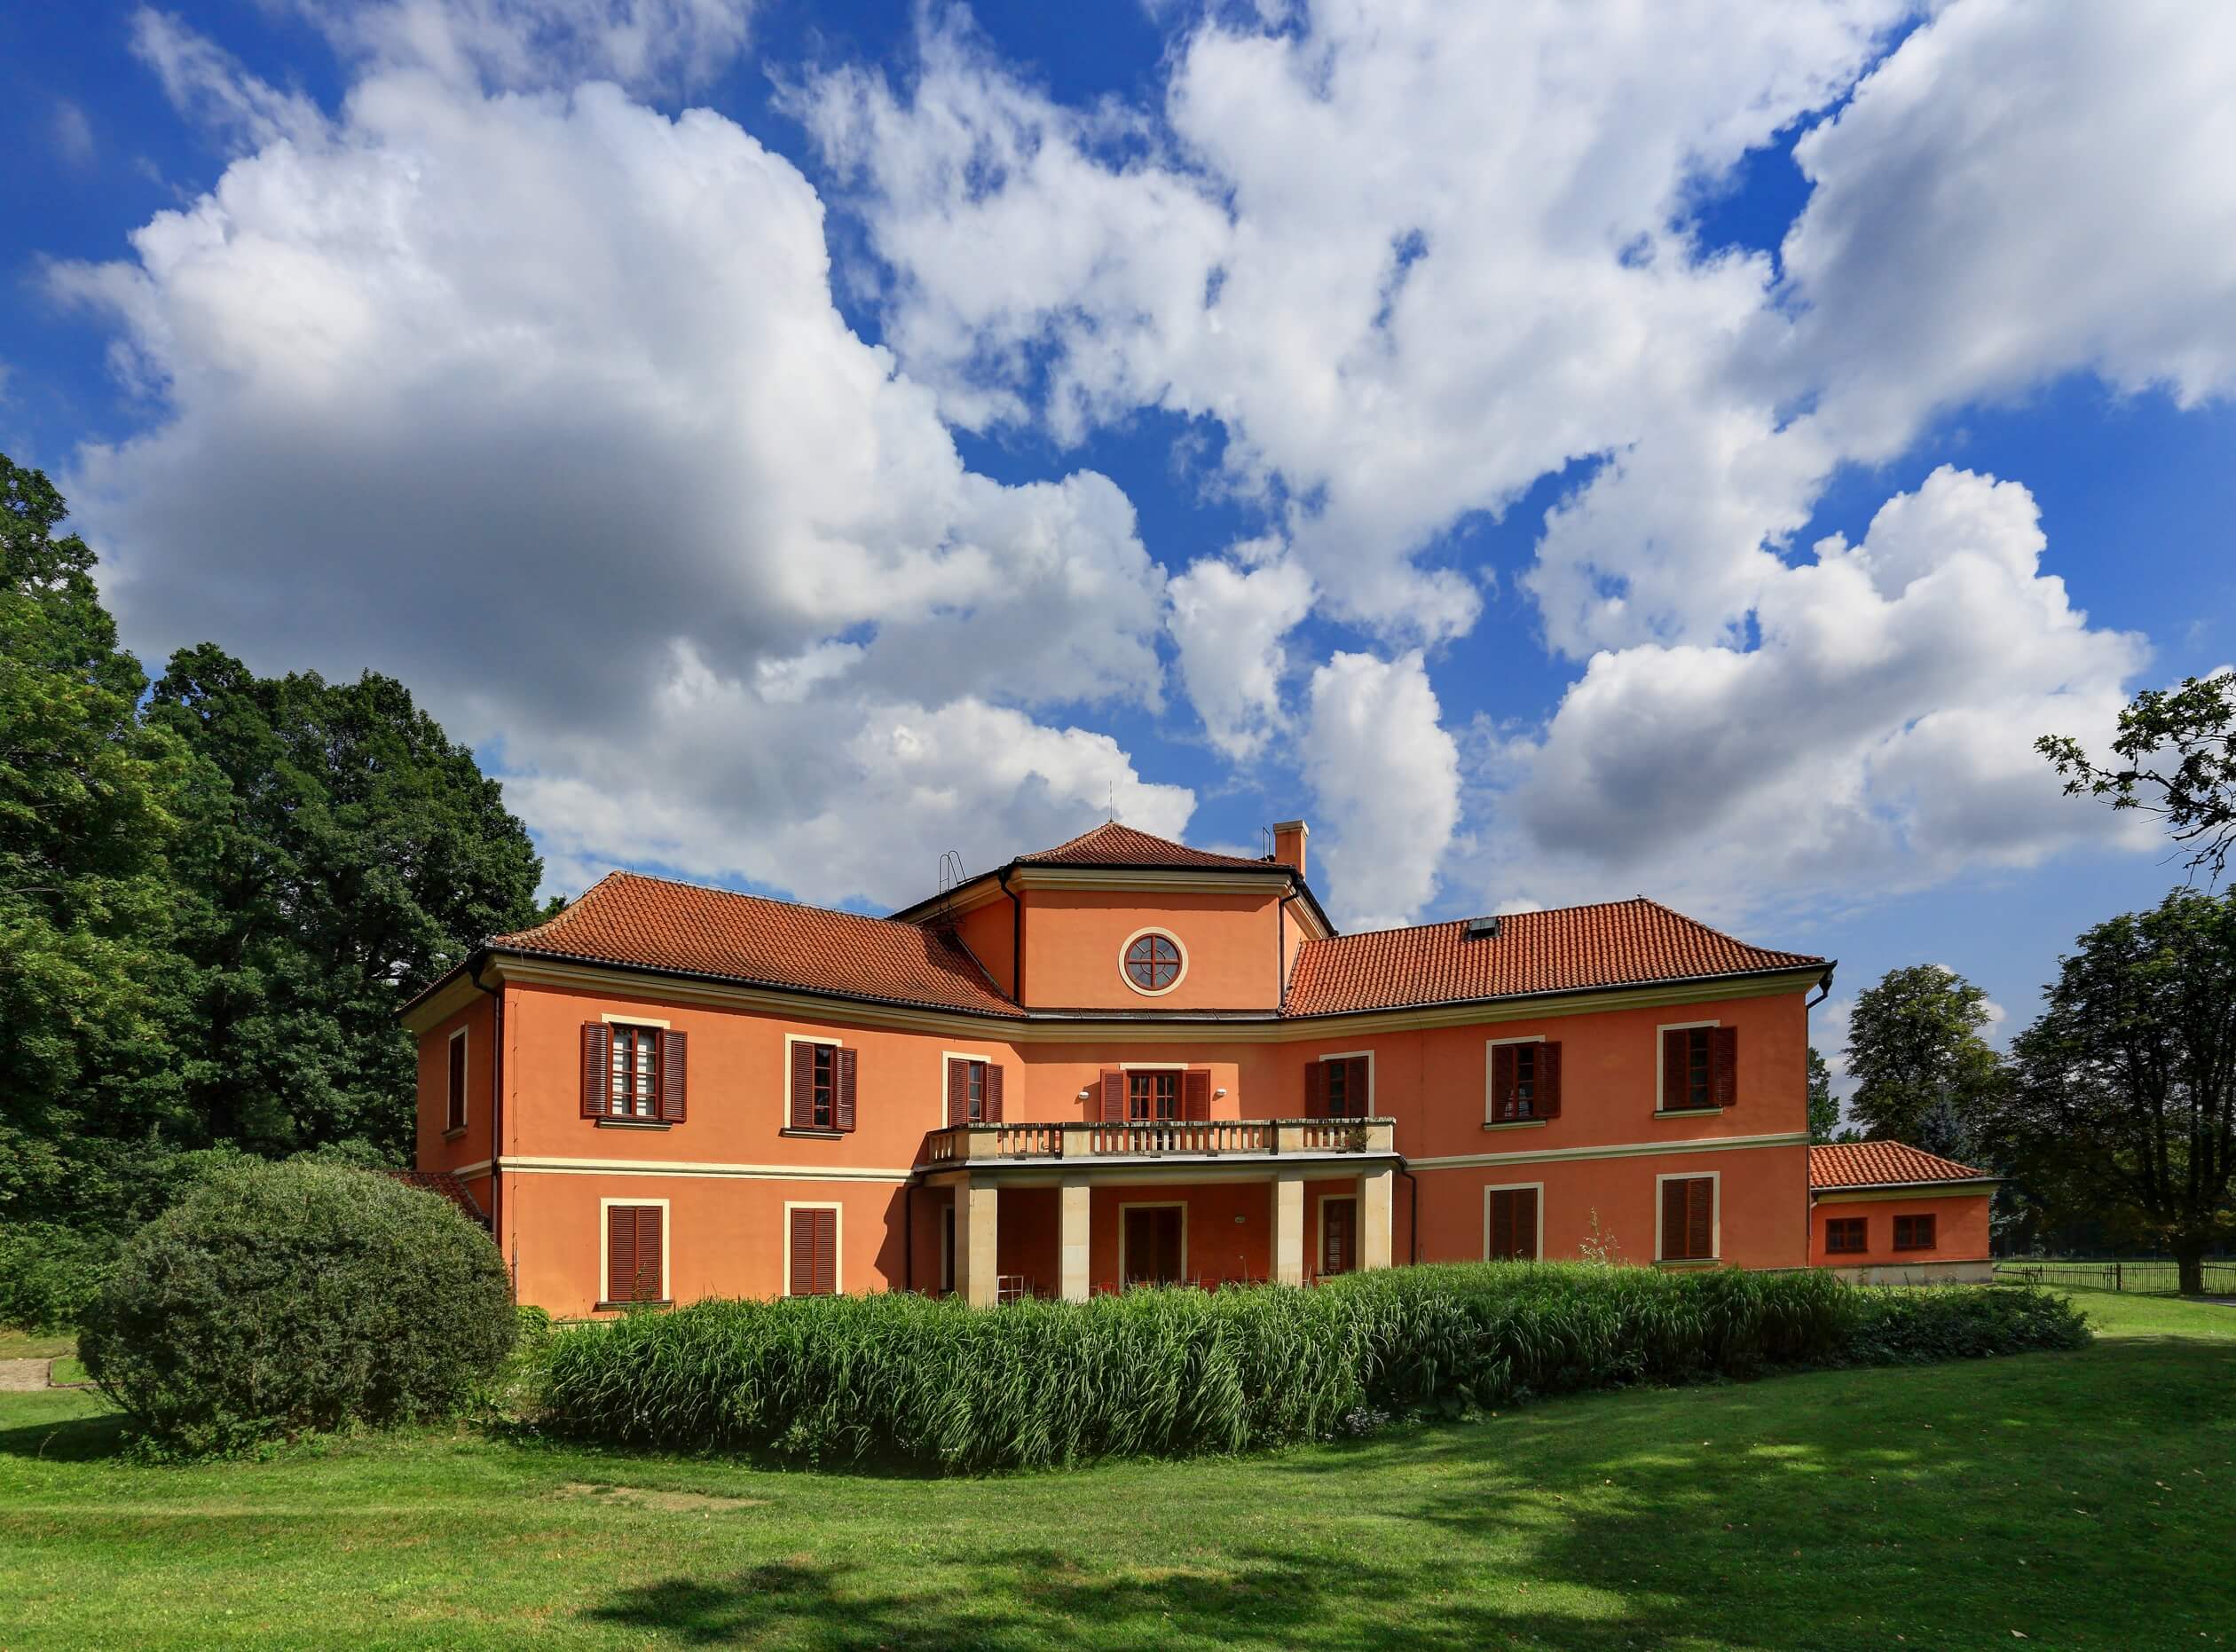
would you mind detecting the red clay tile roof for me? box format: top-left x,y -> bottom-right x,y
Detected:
1282,897 -> 1828,1016
387,1169 -> 489,1226
1017,821 -> 1286,871
489,872 -> 1019,1017
1809,1142 -> 1994,1190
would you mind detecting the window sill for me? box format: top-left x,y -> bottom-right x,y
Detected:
1482,1119 -> 1549,1132
594,1118 -> 673,1130
1652,1107 -> 1726,1120
1892,1247 -> 1938,1255
781,1128 -> 849,1140
594,1300 -> 673,1312
1655,1257 -> 1720,1269
442,1126 -> 468,1142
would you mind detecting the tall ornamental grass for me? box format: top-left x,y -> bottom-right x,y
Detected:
535,1263 -> 2085,1473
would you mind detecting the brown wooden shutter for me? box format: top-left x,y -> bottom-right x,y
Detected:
581,1023 -> 610,1119
1488,1190 -> 1510,1258
1182,1067 -> 1211,1121
659,1030 -> 687,1122
1710,1026 -> 1738,1108
606,1204 -> 633,1302
1099,1068 -> 1125,1123
1304,1060 -> 1330,1119
790,1041 -> 815,1129
1539,1042 -> 1562,1119
946,1058 -> 968,1126
835,1048 -> 858,1131
1688,1179 -> 1713,1259
637,1207 -> 664,1300
1345,1058 -> 1370,1114
1491,1043 -> 1516,1118
1661,1028 -> 1688,1110
1516,1186 -> 1539,1259
812,1208 -> 837,1294
1661,1178 -> 1687,1260
789,1208 -> 815,1295
984,1063 -> 1004,1123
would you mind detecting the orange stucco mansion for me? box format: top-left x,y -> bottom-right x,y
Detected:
403,820 -> 1878,1316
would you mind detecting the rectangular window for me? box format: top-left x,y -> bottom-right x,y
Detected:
1486,1187 -> 1539,1261
1129,1070 -> 1180,1121
1660,1176 -> 1715,1262
1326,1058 -> 1350,1118
603,1205 -> 665,1304
964,1059 -> 986,1121
1681,1028 -> 1712,1110
1825,1216 -> 1868,1255
445,1029 -> 468,1133
1894,1214 -> 1938,1252
811,1042 -> 834,1128
788,1207 -> 838,1295
607,1025 -> 660,1118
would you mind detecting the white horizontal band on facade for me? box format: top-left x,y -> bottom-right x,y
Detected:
497,1155 -> 916,1183
1406,1129 -> 1809,1172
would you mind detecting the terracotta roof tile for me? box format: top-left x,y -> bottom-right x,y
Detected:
490,872 -> 1019,1017
1809,1142 -> 1993,1190
387,1169 -> 489,1226
1282,897 -> 1827,1016
1017,821 -> 1284,871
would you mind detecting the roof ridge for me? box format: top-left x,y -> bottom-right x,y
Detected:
519,869 -> 939,936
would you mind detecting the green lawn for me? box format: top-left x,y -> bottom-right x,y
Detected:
1,1290 -> 2229,1649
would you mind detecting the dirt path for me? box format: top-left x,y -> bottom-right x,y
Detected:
0,1357 -> 51,1391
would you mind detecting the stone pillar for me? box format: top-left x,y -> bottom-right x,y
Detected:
1274,1171 -> 1306,1286
953,1176 -> 1002,1307
1358,1166 -> 1394,1271
1059,1176 -> 1091,1303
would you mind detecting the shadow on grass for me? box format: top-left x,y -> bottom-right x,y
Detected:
579,1340 -> 2236,1649
0,1408 -> 130,1462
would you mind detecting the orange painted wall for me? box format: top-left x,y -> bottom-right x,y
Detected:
1089,1181 -> 1275,1291
420,971 -> 1819,1310
1410,1144 -> 1808,1270
414,994 -> 496,1176
1019,887 -> 1283,1011
949,896 -> 1017,999
1809,1192 -> 1991,1267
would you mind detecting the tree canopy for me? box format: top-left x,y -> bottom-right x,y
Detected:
2040,672 -> 2236,875
0,452 -> 547,1227
1988,889 -> 2236,1293
1806,1046 -> 1839,1143
1842,964 -> 2002,1147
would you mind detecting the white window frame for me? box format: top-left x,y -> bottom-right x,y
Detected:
1116,1199 -> 1189,1286
941,1048 -> 1002,1124
1655,1019 -> 1722,1113
598,1195 -> 672,1305
1482,1181 -> 1547,1262
1653,1170 -> 1720,1263
1484,1033 -> 1547,1124
600,1019 -> 668,1121
1317,1049 -> 1376,1118
782,1033 -> 846,1134
445,1026 -> 469,1135
782,1200 -> 845,1296
1117,926 -> 1190,998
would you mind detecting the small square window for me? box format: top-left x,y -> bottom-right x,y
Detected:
1893,1215 -> 1937,1252
1825,1216 -> 1868,1255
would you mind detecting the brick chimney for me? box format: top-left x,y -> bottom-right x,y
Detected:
1271,819 -> 1308,878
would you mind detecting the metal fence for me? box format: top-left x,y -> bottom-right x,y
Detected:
1993,1258 -> 2236,1295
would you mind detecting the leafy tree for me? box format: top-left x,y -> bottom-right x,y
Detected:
147,645 -> 546,1157
0,457 -> 203,1219
1844,964 -> 2003,1144
1989,889 -> 2236,1294
2040,672 -> 2236,874
1806,1046 -> 1839,1142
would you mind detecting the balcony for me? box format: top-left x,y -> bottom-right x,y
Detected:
922,1116 -> 1396,1172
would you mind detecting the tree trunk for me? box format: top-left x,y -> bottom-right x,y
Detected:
2172,1236 -> 2208,1296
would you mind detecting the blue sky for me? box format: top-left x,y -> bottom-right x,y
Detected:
6,2 -> 2234,1090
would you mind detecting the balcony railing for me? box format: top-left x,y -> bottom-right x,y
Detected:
923,1116 -> 1395,1168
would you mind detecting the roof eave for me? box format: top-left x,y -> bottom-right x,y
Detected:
1283,959 -> 1831,1020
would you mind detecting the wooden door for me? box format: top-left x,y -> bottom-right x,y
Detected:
1123,1206 -> 1185,1286
1320,1197 -> 1358,1278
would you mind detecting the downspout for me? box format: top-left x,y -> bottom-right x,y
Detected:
996,866 -> 1023,1001
1277,886 -> 1299,1011
903,1183 -> 915,1295
468,953 -> 507,1284
1398,1164 -> 1420,1265
1801,965 -> 1835,1267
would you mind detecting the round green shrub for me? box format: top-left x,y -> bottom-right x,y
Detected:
80,1160 -> 516,1454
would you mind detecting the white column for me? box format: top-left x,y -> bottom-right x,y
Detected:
1274,1171 -> 1306,1286
1059,1176 -> 1091,1303
952,1176 -> 1001,1307
1358,1167 -> 1394,1271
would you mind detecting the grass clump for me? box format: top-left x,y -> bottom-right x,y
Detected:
536,1263 -> 2087,1473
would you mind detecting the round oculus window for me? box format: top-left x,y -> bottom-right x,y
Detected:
1122,930 -> 1185,995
